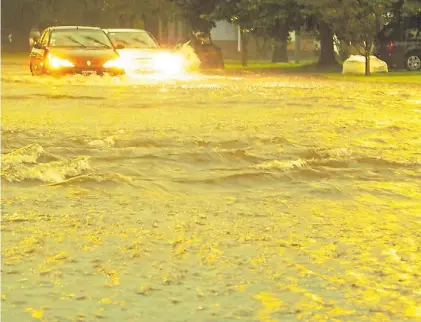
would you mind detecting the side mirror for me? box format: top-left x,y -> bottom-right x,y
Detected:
115,43 -> 125,50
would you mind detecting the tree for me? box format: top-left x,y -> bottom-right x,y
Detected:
209,0 -> 300,65
171,0 -> 302,65
2,0 -> 44,51
169,0 -> 216,33
296,0 -> 339,66
258,0 -> 301,63
314,0 -> 421,75
330,1 -> 389,75
208,0 -> 258,66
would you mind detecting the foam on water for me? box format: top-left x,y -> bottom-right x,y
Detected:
2,145 -> 91,183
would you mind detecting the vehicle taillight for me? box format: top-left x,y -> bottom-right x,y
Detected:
387,41 -> 394,53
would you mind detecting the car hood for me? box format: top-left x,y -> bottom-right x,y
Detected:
116,48 -> 173,59
49,48 -> 119,64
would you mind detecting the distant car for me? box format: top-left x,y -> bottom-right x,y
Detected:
103,28 -> 186,75
29,26 -> 125,76
374,15 -> 421,71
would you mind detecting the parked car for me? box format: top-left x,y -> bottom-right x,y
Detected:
103,28 -> 186,75
29,26 -> 125,76
186,32 -> 224,70
374,15 -> 421,71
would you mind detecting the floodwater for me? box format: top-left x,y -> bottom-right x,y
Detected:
2,60 -> 421,321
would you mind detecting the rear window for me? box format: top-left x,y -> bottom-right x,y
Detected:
107,31 -> 158,49
405,28 -> 421,40
50,29 -> 113,48
403,15 -> 421,40
378,24 -> 401,40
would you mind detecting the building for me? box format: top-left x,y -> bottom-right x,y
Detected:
210,21 -> 318,61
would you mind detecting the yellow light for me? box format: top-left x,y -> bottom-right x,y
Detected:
152,52 -> 185,75
103,58 -> 127,69
48,54 -> 74,68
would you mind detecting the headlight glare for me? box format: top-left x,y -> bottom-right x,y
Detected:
152,52 -> 185,74
103,58 -> 126,69
48,54 -> 74,68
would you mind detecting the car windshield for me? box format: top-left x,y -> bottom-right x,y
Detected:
49,30 -> 113,48
107,31 -> 158,49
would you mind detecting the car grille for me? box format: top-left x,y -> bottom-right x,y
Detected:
73,58 -> 103,68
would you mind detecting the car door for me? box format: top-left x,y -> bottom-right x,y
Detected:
30,29 -> 49,73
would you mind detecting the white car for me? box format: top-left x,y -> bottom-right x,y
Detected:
103,28 -> 186,75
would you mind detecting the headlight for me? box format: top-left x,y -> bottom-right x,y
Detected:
103,58 -> 126,69
152,52 -> 185,74
48,54 -> 74,68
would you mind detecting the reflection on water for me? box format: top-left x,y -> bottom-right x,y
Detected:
2,68 -> 421,321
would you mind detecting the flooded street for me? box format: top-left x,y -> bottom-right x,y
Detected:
2,60 -> 421,321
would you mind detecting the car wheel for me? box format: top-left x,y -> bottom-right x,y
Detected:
405,52 -> 421,71
32,63 -> 45,76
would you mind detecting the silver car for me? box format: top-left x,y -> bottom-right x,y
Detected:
103,28 -> 186,74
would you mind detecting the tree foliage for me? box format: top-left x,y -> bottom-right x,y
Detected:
169,0 -> 216,32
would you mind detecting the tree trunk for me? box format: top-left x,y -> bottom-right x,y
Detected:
173,19 -> 179,45
183,20 -> 191,41
10,30 -> 31,52
364,39 -> 373,76
8,1 -> 38,53
118,15 -> 126,27
271,21 -> 289,63
241,31 -> 248,67
255,35 -> 270,61
318,22 -> 337,66
129,13 -> 136,28
272,40 -> 288,63
160,16 -> 169,46
255,37 -> 263,61
295,28 -> 301,63
365,53 -> 371,76
143,13 -> 160,41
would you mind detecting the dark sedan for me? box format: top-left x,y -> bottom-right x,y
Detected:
29,26 -> 126,76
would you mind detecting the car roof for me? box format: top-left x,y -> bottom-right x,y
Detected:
50,26 -> 101,31
103,29 -> 148,33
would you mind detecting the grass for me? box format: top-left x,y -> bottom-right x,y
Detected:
225,60 -> 421,84
324,71 -> 421,84
224,60 -> 316,70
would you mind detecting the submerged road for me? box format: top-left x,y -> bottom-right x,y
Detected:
2,58 -> 421,321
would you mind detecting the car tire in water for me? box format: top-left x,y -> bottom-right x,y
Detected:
405,52 -> 421,71
31,63 -> 45,76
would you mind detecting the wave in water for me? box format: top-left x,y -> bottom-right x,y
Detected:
43,172 -> 134,187
252,147 -> 420,176
2,144 -> 61,168
1,144 -> 138,186
2,155 -> 91,183
2,144 -> 90,183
